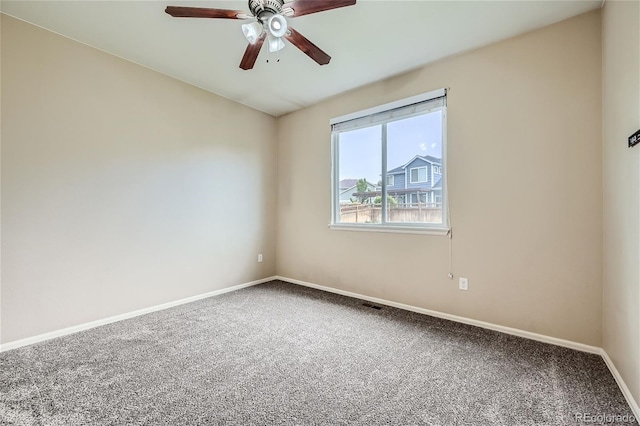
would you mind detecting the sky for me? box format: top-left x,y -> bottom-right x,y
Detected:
338,110 -> 443,184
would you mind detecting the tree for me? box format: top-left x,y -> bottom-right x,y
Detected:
374,195 -> 397,206
356,178 -> 370,203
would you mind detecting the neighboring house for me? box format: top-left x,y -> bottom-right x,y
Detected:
338,179 -> 359,191
386,155 -> 443,207
339,156 -> 443,207
338,179 -> 376,204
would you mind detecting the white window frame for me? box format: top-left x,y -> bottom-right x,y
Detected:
410,166 -> 427,183
387,175 -> 395,186
329,88 -> 449,235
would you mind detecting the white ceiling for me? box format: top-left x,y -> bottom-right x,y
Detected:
1,0 -> 601,116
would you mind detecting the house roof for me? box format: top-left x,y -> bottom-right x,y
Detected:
422,155 -> 442,164
339,179 -> 359,189
340,182 -> 376,196
339,178 -> 377,189
387,155 -> 442,174
387,167 -> 405,175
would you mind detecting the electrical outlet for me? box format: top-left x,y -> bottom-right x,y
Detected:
258,254 -> 263,263
459,277 -> 468,291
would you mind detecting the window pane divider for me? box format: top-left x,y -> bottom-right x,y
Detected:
381,123 -> 388,224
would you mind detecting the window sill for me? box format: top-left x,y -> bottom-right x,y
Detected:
329,223 -> 450,236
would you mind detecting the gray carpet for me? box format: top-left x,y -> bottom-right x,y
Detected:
0,280 -> 636,425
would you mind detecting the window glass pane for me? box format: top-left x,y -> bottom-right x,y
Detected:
410,167 -> 427,183
337,125 -> 382,224
419,168 -> 427,182
386,111 -> 443,224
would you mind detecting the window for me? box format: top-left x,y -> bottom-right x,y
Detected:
410,167 -> 427,183
330,89 -> 448,233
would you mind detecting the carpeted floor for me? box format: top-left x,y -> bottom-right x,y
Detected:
0,280 -> 636,425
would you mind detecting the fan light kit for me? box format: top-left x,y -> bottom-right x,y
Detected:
268,35 -> 285,53
241,21 -> 263,44
267,14 -> 287,38
165,0 -> 357,70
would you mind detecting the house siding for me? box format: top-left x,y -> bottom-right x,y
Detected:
406,158 -> 432,189
387,172 -> 405,190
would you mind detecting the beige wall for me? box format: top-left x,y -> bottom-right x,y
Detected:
3,7 -> 638,408
602,0 -> 640,408
0,15 -> 277,343
277,11 -> 603,346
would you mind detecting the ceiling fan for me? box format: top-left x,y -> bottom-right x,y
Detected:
165,0 -> 356,70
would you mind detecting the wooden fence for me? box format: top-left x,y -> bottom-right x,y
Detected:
339,203 -> 442,224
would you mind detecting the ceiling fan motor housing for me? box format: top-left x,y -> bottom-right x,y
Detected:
248,0 -> 285,21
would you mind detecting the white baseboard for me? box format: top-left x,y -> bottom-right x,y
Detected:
0,276 -> 277,352
601,349 -> 640,419
276,276 -> 601,354
3,274 -> 638,418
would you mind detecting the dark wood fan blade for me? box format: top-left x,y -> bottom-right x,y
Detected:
165,6 -> 249,19
239,34 -> 266,70
284,27 -> 331,65
283,0 -> 356,17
